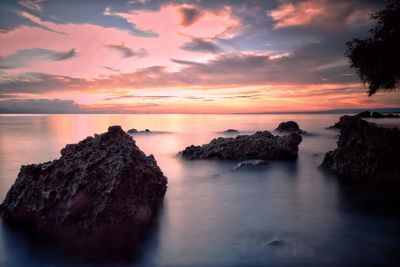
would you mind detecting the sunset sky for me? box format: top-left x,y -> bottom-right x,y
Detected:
0,0 -> 399,113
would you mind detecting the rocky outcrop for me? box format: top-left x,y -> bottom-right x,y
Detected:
0,126 -> 167,259
274,121 -> 307,135
355,110 -> 400,118
327,115 -> 355,129
178,131 -> 302,161
321,116 -> 400,185
233,159 -> 268,170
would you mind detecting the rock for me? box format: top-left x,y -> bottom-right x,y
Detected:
275,121 -> 307,135
0,125 -> 167,259
327,115 -> 354,129
178,131 -> 302,161
354,110 -> 400,118
223,129 -> 239,133
321,116 -> 400,185
264,239 -> 285,247
127,128 -> 151,134
354,111 -> 372,118
371,112 -> 400,118
233,159 -> 268,170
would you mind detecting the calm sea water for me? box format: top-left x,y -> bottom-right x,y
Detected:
0,114 -> 399,267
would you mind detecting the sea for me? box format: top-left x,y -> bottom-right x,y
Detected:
0,114 -> 399,267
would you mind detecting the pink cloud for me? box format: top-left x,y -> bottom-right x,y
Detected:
268,0 -> 371,30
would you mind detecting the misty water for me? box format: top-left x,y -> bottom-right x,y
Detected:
0,114 -> 399,267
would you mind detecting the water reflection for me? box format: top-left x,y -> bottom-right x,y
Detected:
0,114 -> 399,266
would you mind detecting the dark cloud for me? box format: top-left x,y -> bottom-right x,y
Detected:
0,98 -> 81,114
179,6 -> 203,26
106,44 -> 148,58
0,48 -> 77,69
0,72 -> 87,94
181,38 -> 222,53
51,48 -> 77,61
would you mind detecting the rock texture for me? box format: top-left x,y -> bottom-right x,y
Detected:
0,126 -> 167,259
275,121 -> 307,135
321,116 -> 400,184
328,115 -> 355,129
178,131 -> 302,160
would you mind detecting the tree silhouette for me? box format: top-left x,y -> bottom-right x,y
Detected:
345,0 -> 400,96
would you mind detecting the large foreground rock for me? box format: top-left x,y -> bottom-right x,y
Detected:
178,131 -> 302,160
321,116 -> 400,185
0,126 -> 167,259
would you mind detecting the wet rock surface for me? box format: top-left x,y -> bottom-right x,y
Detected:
178,131 -> 302,161
321,116 -> 400,185
0,125 -> 167,260
274,121 -> 308,135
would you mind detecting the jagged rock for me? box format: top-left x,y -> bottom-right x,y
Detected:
355,111 -> 372,118
321,116 -> 400,185
0,126 -> 167,259
178,131 -> 302,161
327,115 -> 355,129
275,121 -> 307,135
233,159 -> 268,170
224,129 -> 239,133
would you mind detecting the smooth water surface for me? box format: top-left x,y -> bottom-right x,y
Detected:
0,114 -> 399,267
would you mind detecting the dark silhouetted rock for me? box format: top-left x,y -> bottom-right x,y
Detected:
178,131 -> 302,161
321,117 -> 400,185
233,159 -> 268,170
355,111 -> 372,118
223,129 -> 239,133
354,110 -> 400,119
127,128 -> 152,134
264,239 -> 285,247
275,121 -> 307,135
327,115 -> 355,129
0,126 -> 167,260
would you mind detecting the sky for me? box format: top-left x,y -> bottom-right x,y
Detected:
0,0 -> 399,113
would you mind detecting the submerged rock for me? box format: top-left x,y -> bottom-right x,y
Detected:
321,116 -> 400,185
275,121 -> 307,135
233,159 -> 268,170
178,131 -> 302,161
0,125 -> 167,259
264,239 -> 285,247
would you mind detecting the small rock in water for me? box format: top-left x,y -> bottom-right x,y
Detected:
127,128 -> 138,133
224,129 -> 239,133
233,159 -> 268,170
264,239 -> 285,247
275,121 -> 308,135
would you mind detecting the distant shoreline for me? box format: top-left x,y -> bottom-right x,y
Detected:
0,107 -> 399,115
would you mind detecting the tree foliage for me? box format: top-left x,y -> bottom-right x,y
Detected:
345,0 -> 400,96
